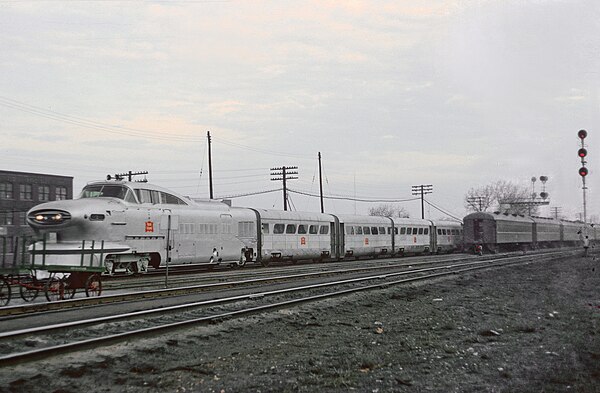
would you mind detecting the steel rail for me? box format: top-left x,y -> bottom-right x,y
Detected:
0,250 -> 572,366
0,253 -> 490,317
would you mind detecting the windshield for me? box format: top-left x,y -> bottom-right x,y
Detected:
80,185 -> 137,203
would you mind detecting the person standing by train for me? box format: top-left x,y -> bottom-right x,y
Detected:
583,235 -> 590,257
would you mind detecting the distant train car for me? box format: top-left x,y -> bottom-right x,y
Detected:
560,220 -> 585,247
336,215 -> 393,259
393,218 -> 432,255
255,210 -> 335,265
463,212 -> 535,253
431,220 -> 463,253
531,216 -> 562,248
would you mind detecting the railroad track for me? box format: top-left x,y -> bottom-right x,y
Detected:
0,252 -> 501,317
0,249 -> 575,366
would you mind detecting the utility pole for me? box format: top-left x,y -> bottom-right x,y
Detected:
467,196 -> 486,211
318,152 -> 324,213
550,207 -> 562,219
411,184 -> 433,219
207,131 -> 214,199
271,166 -> 298,211
108,171 -> 148,182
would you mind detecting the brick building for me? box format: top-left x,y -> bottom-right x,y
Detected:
0,170 -> 73,257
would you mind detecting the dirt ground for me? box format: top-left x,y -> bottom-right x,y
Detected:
1,253 -> 599,393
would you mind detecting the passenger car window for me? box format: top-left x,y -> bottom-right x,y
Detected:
262,223 -> 270,234
285,224 -> 297,234
273,224 -> 284,234
309,225 -> 318,234
363,227 -> 371,235
356,226 -> 363,235
319,225 -> 329,235
418,228 -> 424,235
379,227 -> 386,235
424,228 -> 429,235
371,227 -> 378,235
298,225 -> 307,234
400,227 -> 406,235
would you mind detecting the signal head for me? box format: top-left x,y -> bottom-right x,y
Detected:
578,129 -> 588,139
579,167 -> 589,177
578,148 -> 588,158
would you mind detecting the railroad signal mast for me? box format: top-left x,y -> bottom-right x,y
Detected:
578,129 -> 589,226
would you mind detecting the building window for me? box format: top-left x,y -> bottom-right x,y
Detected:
0,182 -> 13,199
38,185 -> 50,201
0,212 -> 13,226
19,212 -> 26,226
19,184 -> 32,200
56,186 -> 67,200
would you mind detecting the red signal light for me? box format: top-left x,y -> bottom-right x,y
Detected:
578,148 -> 588,158
579,167 -> 588,177
578,129 -> 588,139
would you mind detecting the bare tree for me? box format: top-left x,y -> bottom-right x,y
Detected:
465,180 -> 537,215
368,204 -> 410,218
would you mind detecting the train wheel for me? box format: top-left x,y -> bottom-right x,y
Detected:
0,278 -> 11,307
235,258 -> 246,269
85,274 -> 102,297
19,276 -> 39,302
45,276 -> 64,302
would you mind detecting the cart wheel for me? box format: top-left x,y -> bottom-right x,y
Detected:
0,278 -> 11,307
19,276 -> 40,302
63,283 -> 76,299
85,274 -> 102,297
45,276 -> 64,302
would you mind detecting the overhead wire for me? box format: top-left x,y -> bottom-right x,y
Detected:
288,188 -> 420,203
424,199 -> 463,222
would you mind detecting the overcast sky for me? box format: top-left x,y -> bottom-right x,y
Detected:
1,0 -> 599,220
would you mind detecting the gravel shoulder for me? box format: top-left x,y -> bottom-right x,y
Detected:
1,253 -> 599,392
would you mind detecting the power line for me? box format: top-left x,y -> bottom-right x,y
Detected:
0,96 -> 202,142
215,188 -> 282,200
423,199 -> 463,222
288,188 -> 420,203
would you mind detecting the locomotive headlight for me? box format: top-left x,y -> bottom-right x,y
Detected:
28,210 -> 71,225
